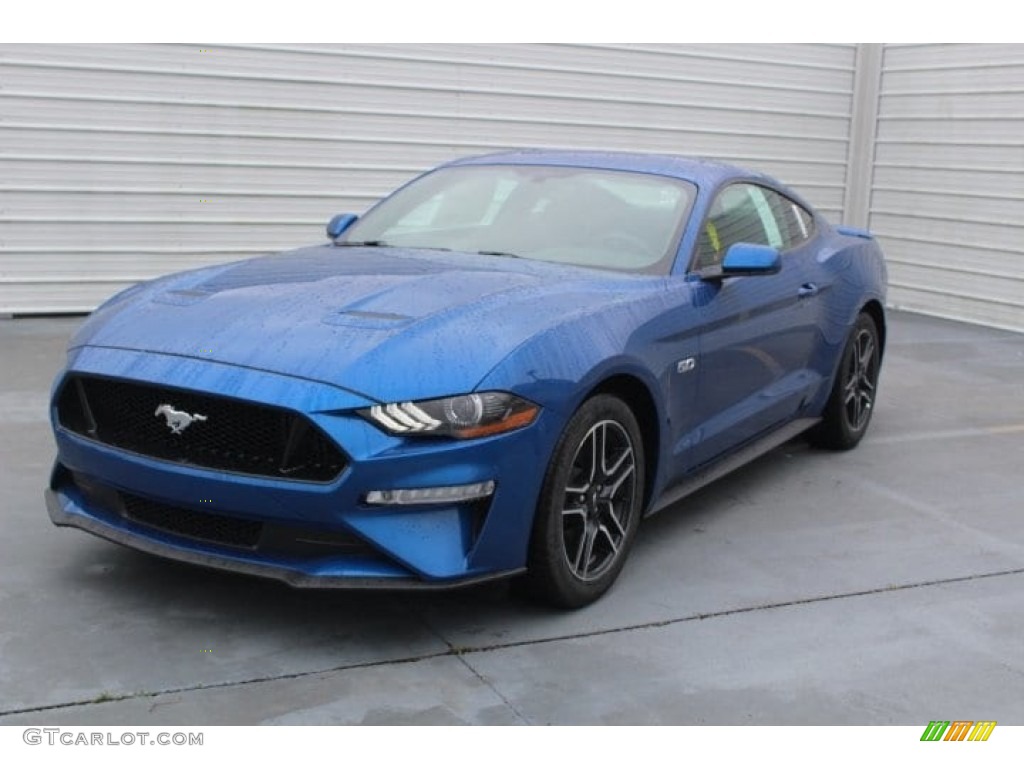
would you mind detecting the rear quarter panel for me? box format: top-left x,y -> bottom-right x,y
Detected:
804,226 -> 888,414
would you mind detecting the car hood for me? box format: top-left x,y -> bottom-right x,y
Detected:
72,245 -> 662,403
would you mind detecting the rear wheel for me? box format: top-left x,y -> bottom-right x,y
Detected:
810,312 -> 881,450
523,395 -> 645,608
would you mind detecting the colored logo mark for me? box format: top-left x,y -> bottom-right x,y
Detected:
920,721 -> 996,741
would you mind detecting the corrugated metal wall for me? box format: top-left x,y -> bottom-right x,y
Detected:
0,43 -> 856,313
872,44 -> 1024,332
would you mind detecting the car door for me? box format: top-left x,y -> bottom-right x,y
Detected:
686,182 -> 825,469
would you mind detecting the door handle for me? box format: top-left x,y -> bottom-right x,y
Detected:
798,282 -> 820,298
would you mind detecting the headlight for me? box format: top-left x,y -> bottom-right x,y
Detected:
360,392 -> 539,439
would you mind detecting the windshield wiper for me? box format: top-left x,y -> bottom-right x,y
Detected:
337,240 -> 391,247
475,250 -> 523,259
338,241 -> 458,253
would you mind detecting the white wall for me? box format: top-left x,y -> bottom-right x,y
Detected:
871,44 -> 1024,332
0,43 -> 856,313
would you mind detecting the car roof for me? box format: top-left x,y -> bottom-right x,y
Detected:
444,149 -> 780,189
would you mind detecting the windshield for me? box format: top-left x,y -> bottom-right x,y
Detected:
341,164 -> 696,274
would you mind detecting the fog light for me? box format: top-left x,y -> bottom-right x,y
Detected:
365,481 -> 496,506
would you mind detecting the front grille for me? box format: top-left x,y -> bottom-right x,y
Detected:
122,492 -> 263,549
56,374 -> 347,482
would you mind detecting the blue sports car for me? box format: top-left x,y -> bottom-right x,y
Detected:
46,150 -> 887,607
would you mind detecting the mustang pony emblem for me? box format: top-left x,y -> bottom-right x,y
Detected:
154,404 -> 207,435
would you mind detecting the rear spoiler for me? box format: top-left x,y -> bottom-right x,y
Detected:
835,225 -> 875,240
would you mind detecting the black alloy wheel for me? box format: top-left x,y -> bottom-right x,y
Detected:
523,394 -> 645,608
811,312 -> 882,450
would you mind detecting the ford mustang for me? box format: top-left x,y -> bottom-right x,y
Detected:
46,150 -> 887,607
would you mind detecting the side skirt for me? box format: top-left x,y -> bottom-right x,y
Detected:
647,417 -> 821,517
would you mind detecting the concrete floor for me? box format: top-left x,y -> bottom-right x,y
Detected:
0,310 -> 1022,725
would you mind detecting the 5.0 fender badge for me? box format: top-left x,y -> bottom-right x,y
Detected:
676,357 -> 696,374
155,404 -> 208,434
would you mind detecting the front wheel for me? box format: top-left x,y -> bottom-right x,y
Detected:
810,312 -> 882,450
522,394 -> 645,608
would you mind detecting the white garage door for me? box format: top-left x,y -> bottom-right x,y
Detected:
0,43 -> 856,313
871,43 -> 1024,332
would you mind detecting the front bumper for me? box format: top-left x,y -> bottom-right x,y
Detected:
47,345 -> 559,587
45,487 -> 522,589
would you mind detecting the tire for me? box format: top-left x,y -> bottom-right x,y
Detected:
522,394 -> 645,608
810,312 -> 881,450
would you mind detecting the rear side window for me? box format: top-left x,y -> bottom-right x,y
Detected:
764,188 -> 816,250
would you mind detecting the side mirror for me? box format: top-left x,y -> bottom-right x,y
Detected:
326,213 -> 359,240
700,243 -> 781,280
723,243 -> 781,275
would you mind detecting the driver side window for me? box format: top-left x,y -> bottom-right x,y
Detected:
696,183 -> 788,269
